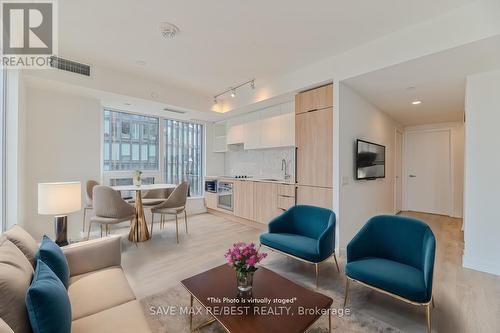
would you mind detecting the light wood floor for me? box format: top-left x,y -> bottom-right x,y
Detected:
117,211 -> 500,333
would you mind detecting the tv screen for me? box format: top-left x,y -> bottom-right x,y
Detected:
356,139 -> 385,180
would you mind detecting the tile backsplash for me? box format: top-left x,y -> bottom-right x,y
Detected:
224,144 -> 295,179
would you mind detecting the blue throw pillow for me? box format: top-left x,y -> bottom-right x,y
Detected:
35,235 -> 70,288
26,260 -> 71,333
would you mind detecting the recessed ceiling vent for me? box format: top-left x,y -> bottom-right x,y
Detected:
49,56 -> 91,76
163,108 -> 187,115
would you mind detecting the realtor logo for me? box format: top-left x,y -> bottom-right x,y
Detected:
1,0 -> 57,67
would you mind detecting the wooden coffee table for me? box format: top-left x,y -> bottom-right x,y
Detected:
181,264 -> 333,333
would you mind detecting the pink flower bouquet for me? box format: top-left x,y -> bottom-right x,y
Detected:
224,242 -> 267,274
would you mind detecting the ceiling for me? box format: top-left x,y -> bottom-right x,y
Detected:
343,35 -> 500,126
58,0 -> 474,98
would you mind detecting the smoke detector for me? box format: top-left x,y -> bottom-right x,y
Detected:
159,22 -> 180,39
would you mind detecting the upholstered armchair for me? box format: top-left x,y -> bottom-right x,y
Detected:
259,205 -> 339,287
344,215 -> 436,332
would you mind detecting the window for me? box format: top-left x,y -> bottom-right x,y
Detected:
103,110 -> 159,171
165,119 -> 203,197
102,110 -> 204,198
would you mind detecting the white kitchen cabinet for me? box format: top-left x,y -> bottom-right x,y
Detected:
212,121 -> 227,152
260,115 -> 282,148
216,101 -> 295,151
279,112 -> 295,147
226,124 -> 244,145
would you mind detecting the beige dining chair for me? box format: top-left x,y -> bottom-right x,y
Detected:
88,185 -> 136,239
142,188 -> 173,206
150,181 -> 189,243
82,180 -> 99,232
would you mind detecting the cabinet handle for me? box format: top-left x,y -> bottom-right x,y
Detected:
295,147 -> 298,183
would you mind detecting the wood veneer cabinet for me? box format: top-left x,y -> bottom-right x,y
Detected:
296,107 -> 333,187
296,185 -> 333,210
233,181 -> 255,220
253,182 -> 281,224
205,192 -> 218,210
295,84 -> 333,115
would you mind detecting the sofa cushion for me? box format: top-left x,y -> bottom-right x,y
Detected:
260,233 -> 322,262
346,258 -> 429,303
0,318 -> 14,333
72,300 -> 151,333
36,235 -> 70,288
68,267 -> 136,320
0,236 -> 34,333
26,260 -> 71,333
4,225 -> 38,267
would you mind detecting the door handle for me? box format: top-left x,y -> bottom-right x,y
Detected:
409,175 -> 417,178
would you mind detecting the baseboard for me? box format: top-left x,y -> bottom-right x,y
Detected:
462,254 -> 500,276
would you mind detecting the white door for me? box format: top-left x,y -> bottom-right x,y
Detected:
395,130 -> 403,213
406,130 -> 451,215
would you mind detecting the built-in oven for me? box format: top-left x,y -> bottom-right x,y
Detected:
205,179 -> 217,193
217,181 -> 233,211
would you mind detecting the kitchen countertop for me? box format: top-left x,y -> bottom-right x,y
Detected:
205,176 -> 295,185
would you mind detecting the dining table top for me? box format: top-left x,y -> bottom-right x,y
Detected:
111,183 -> 177,192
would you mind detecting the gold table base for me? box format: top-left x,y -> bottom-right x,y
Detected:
128,190 -> 150,242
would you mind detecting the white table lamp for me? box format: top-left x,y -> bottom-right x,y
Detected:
38,182 -> 81,246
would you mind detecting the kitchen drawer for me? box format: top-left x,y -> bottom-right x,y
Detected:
277,196 -> 295,211
277,184 -> 296,197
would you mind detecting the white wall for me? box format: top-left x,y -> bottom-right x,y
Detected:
403,122 -> 464,218
463,69 -> 500,276
338,83 -> 402,249
22,84 -> 102,241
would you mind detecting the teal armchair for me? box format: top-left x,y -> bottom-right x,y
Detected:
344,215 -> 436,332
259,205 -> 339,287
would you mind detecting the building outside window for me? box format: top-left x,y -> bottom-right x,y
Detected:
103,109 -> 204,197
165,119 -> 203,197
103,110 -> 159,171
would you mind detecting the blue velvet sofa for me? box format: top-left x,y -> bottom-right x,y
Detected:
259,205 -> 339,287
344,215 -> 436,332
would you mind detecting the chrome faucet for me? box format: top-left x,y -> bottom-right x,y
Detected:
282,159 -> 291,180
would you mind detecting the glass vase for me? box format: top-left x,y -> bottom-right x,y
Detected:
236,271 -> 254,292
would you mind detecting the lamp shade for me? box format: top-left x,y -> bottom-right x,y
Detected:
38,182 -> 82,215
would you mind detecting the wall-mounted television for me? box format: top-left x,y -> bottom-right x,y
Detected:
356,139 -> 386,180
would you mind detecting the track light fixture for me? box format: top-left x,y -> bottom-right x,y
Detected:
213,79 -> 255,104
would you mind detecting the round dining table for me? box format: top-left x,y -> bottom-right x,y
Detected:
111,183 -> 177,242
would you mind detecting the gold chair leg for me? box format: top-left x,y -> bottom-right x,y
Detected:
333,253 -> 340,273
189,294 -> 193,332
343,278 -> 350,308
87,221 -> 92,240
150,213 -> 154,236
175,214 -> 179,243
315,263 -> 319,288
184,210 -> 188,234
426,303 -> 432,333
432,297 -> 435,309
100,225 -> 103,238
82,208 -> 87,233
161,214 -> 164,229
